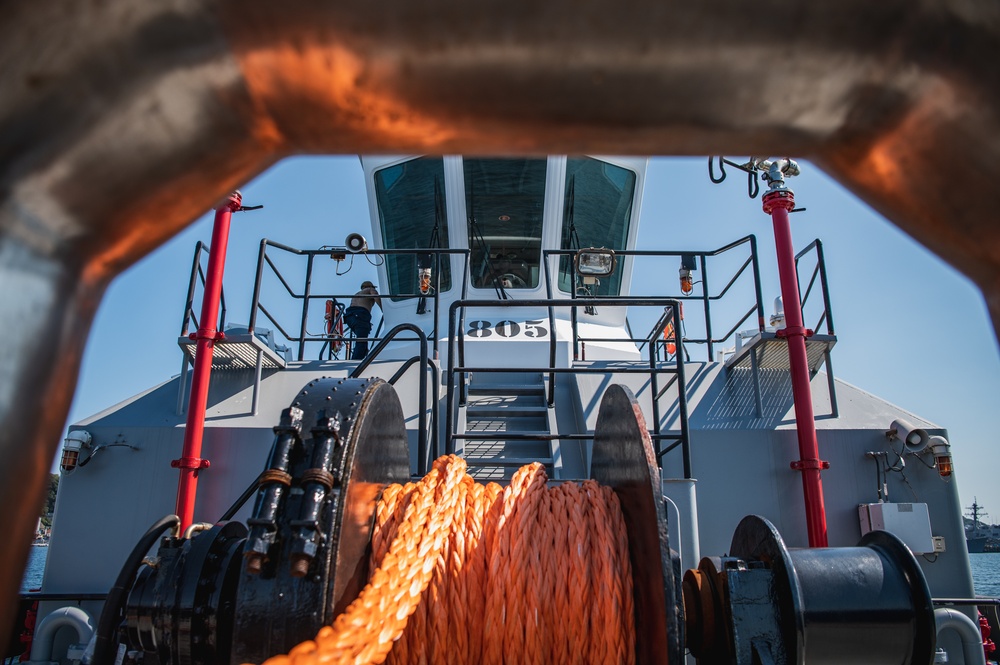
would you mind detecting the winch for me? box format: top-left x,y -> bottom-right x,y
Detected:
99,378 -> 935,665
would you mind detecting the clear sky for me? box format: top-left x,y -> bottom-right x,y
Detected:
64,155 -> 1000,522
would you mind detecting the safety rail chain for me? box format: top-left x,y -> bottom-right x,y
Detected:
179,241 -> 227,337
246,240 -> 471,361
543,235 -> 766,362
446,298 -> 693,480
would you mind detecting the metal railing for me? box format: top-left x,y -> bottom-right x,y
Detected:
179,241 -> 227,337
542,235 -> 765,362
350,323 -> 437,475
795,239 -> 835,335
446,298 -> 692,479
246,240 -> 470,361
176,236 -> 835,481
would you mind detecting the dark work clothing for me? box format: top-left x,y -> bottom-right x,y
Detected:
344,305 -> 373,360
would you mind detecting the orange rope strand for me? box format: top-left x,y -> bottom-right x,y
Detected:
257,455 -> 636,665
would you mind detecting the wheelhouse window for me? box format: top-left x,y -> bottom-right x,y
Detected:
558,158 -> 636,296
465,158 -> 547,290
374,158 -> 451,302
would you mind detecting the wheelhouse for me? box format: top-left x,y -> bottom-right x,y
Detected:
362,156 -> 645,333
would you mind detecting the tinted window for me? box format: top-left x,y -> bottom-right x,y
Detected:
559,158 -> 636,295
374,158 -> 451,301
465,158 -> 547,290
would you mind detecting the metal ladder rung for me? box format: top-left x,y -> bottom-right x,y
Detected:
464,457 -> 554,467
466,405 -> 549,417
467,384 -> 545,395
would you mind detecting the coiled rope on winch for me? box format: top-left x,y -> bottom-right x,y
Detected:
258,455 -> 636,665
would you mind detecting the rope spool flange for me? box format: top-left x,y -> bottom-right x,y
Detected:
591,384 -> 683,665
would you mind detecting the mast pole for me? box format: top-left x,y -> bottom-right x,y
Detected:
761,160 -> 830,548
173,191 -> 241,530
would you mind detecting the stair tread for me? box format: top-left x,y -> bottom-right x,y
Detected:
465,457 -> 554,466
467,404 -> 549,414
459,430 -> 554,438
468,383 -> 545,395
465,419 -> 548,431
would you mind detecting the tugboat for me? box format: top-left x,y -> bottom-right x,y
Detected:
12,156 -> 991,665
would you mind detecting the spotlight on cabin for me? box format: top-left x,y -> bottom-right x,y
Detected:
345,233 -> 368,253
679,253 -> 697,295
929,435 -> 953,479
576,248 -> 616,285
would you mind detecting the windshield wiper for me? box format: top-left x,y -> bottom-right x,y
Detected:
467,171 -> 508,300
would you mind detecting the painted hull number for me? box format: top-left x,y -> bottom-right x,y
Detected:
467,319 -> 547,339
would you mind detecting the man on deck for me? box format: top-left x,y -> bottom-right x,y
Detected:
344,280 -> 381,360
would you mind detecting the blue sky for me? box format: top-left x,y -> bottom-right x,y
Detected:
65,156 -> 1000,521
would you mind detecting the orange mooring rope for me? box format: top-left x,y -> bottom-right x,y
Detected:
258,455 -> 635,665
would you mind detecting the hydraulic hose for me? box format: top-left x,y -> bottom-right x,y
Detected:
91,514 -> 180,665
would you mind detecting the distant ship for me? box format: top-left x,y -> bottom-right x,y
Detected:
966,498 -> 990,553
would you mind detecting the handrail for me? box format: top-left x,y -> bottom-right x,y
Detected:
794,238 -> 835,335
446,297 -> 691,479
247,240 -> 470,359
180,241 -> 227,337
384,354 -> 441,466
542,234 -> 764,362
350,323 -> 432,475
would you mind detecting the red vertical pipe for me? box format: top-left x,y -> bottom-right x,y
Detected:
173,191 -> 242,530
763,187 -> 829,548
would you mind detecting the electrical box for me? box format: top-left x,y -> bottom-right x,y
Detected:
859,503 -> 935,554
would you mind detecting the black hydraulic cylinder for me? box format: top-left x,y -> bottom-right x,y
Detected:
245,406 -> 303,573
288,411 -> 342,576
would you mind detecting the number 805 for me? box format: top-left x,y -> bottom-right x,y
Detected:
466,319 -> 547,338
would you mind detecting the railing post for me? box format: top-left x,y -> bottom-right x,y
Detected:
180,242 -> 205,336
815,239 -> 835,335
649,321 -> 662,456
297,254 -> 314,361
248,239 -> 268,334
571,260 -> 579,362
446,303 -> 458,454
432,252 -> 441,357
543,250 -> 558,406
700,254 -> 713,359
749,235 -> 766,332
673,301 -> 692,480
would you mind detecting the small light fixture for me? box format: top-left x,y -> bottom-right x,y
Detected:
770,296 -> 785,329
576,248 -> 617,279
679,254 -> 697,295
417,253 -> 433,295
61,430 -> 92,472
928,435 -> 953,479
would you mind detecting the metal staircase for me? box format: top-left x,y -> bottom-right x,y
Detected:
457,372 -> 561,480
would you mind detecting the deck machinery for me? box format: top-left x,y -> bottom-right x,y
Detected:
19,157 -> 987,664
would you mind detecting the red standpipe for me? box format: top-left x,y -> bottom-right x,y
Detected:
173,191 -> 242,530
763,187 -> 830,548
